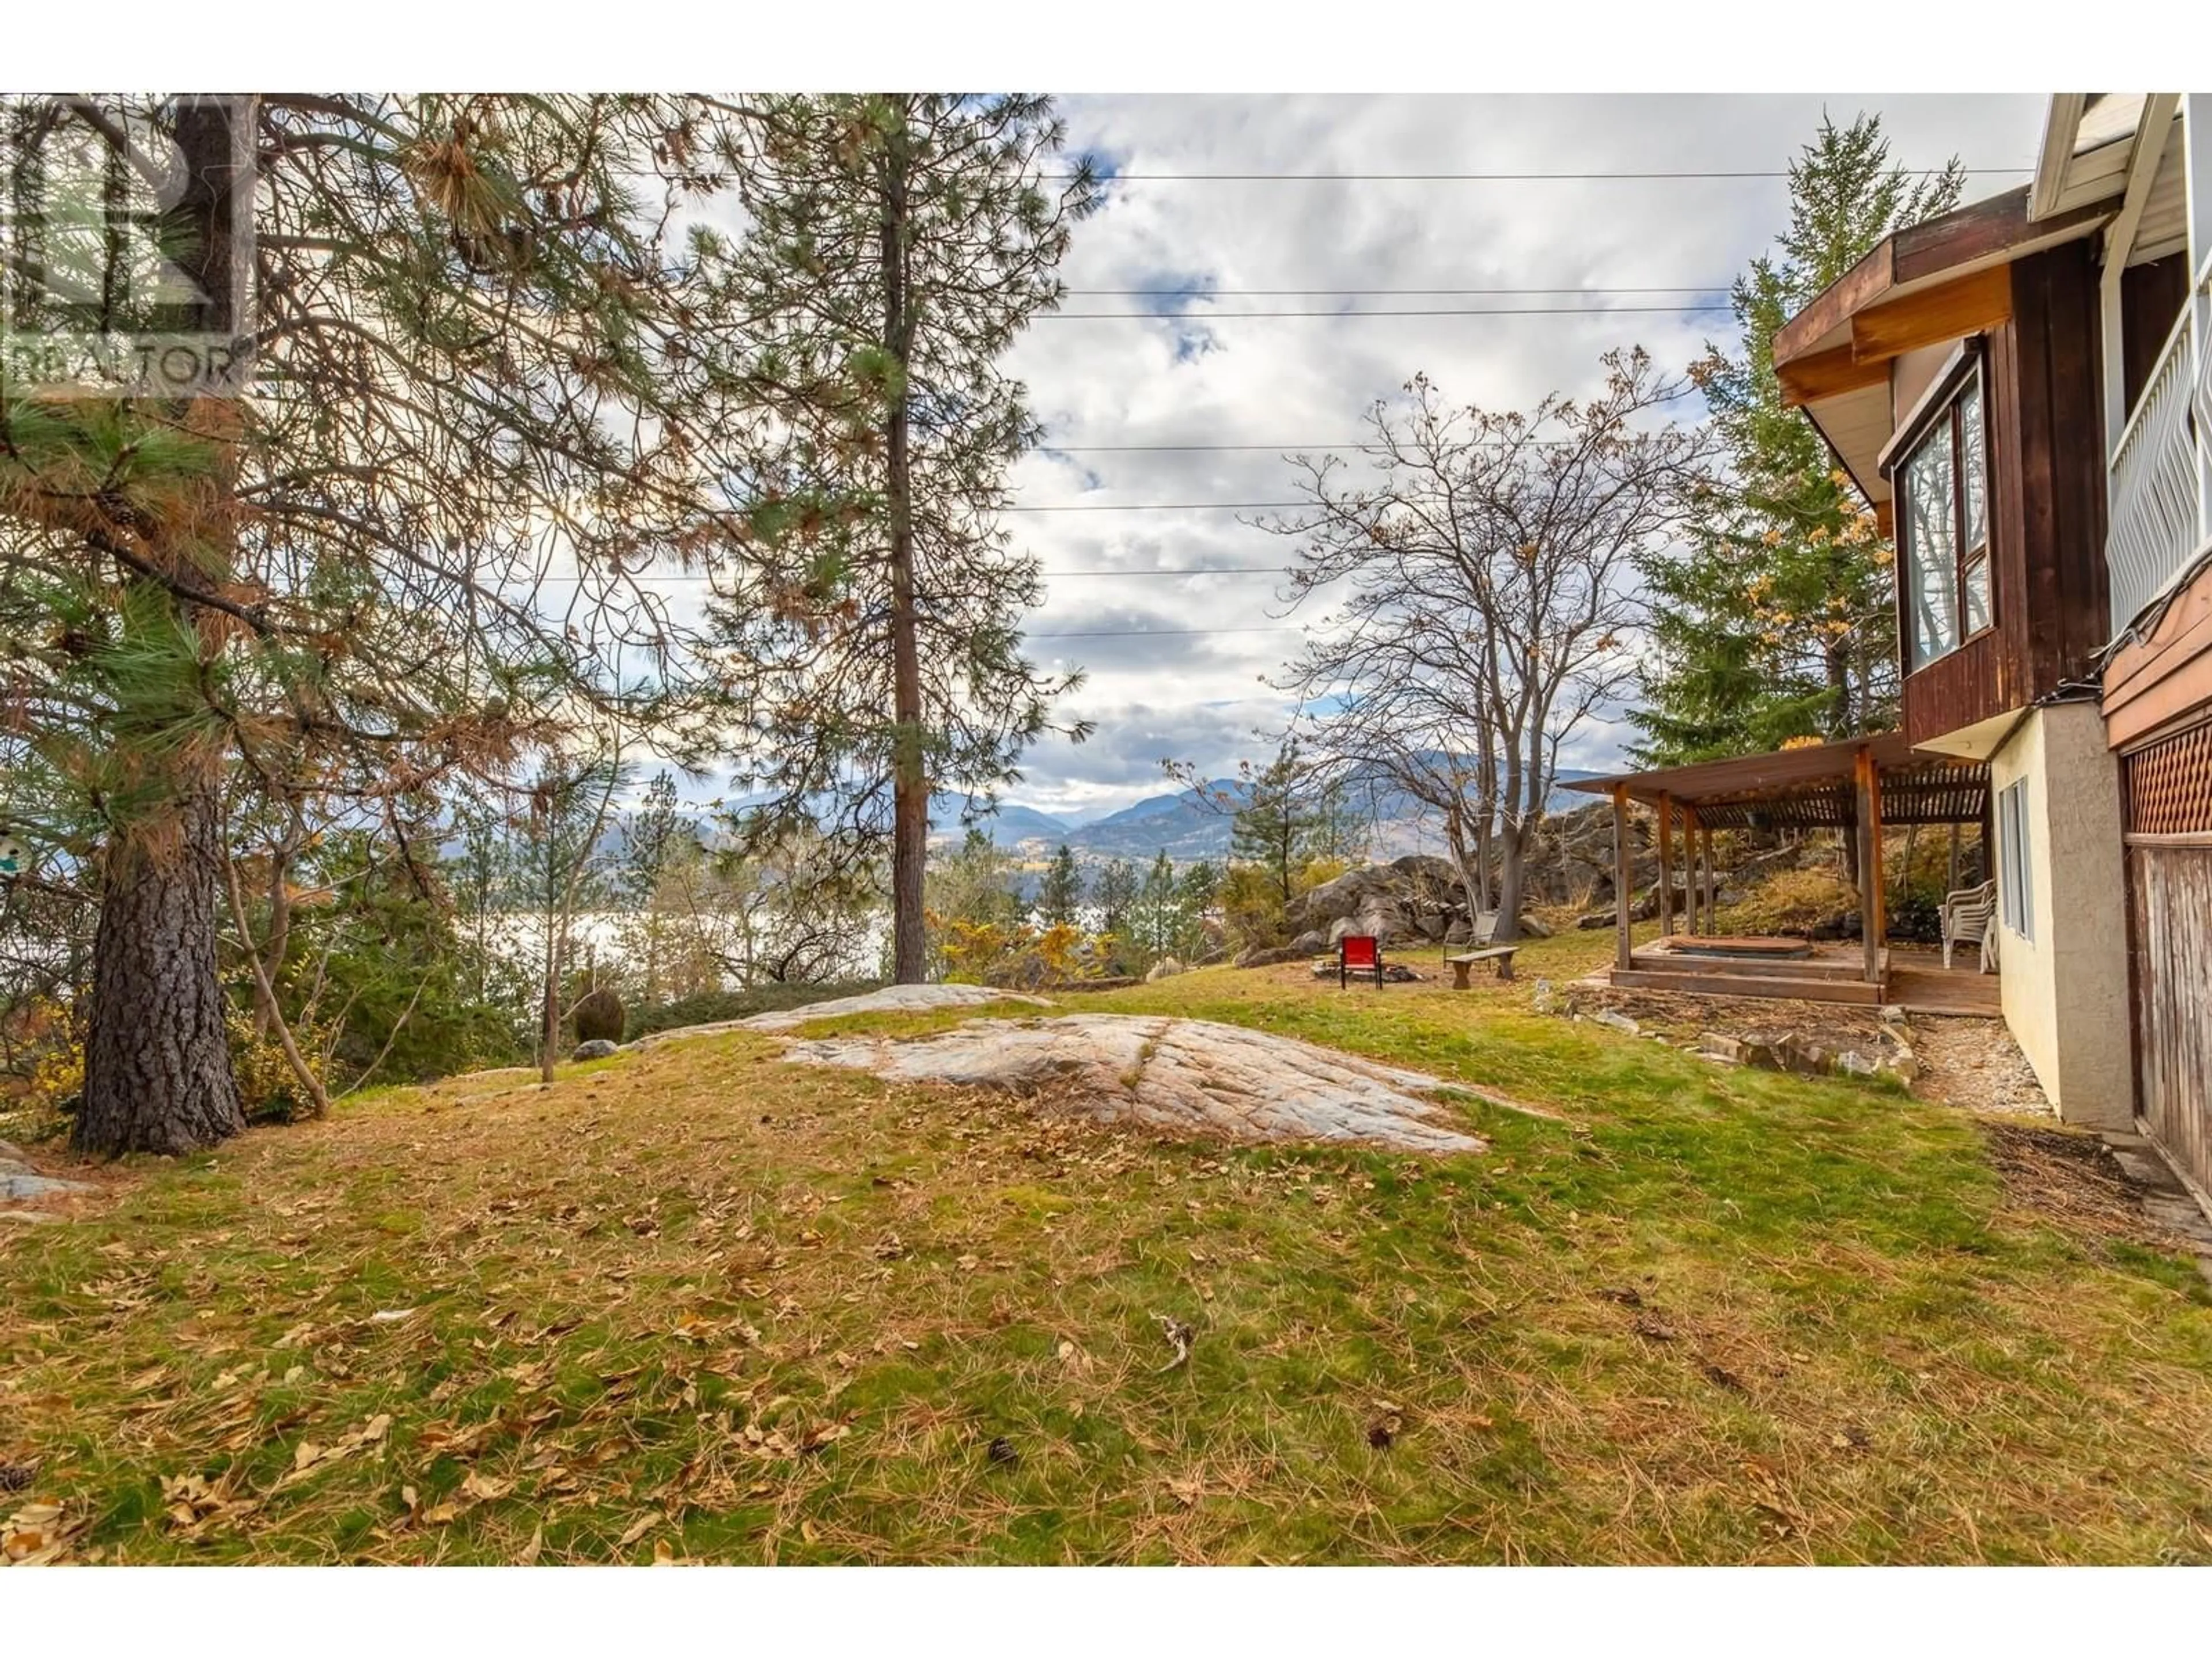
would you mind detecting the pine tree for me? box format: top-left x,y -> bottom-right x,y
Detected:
699,96 -> 1100,985
1090,858 -> 1141,958
511,752 -> 626,1082
1,96 -> 761,1153
1173,859 -> 1221,961
1228,738 -> 1346,917
617,771 -> 691,1006
1631,114 -> 1965,764
1036,843 -> 1084,928
1131,850 -> 1180,964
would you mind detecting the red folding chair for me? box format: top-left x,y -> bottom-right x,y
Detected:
1338,933 -> 1384,988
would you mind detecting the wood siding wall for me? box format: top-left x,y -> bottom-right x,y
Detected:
2123,720 -> 2212,1199
1902,243 -> 2109,747
2120,254 -> 2190,414
2128,843 -> 2212,1197
2105,562 -> 2212,749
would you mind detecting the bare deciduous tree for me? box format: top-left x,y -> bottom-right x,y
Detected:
1271,351 -> 1713,938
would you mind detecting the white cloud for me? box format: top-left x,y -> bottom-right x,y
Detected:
994,92 -> 2044,813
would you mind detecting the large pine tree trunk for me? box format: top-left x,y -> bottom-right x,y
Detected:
76,783 -> 245,1156
882,135 -> 928,985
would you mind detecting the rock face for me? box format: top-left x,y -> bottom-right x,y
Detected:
626,983 -> 1057,1048
781,1013 -> 1486,1154
1290,854 -> 1469,947
571,1039 -> 620,1061
1287,853 -> 1558,948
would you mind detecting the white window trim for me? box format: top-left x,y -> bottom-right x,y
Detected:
1999,779 -> 2035,942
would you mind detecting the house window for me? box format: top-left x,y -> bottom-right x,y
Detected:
1998,777 -> 2033,941
1899,366 -> 1992,671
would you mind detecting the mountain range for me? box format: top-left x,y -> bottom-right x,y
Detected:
930,762 -> 1608,867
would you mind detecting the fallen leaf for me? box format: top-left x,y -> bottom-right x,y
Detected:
369,1308 -> 417,1324
517,1521 -> 544,1564
459,1471 -> 514,1502
617,1510 -> 662,1548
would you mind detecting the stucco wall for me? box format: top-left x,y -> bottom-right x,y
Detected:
1988,702 -> 2134,1128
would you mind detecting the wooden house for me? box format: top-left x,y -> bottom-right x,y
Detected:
1774,94 -> 2211,1202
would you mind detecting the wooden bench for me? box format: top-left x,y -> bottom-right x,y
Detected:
1445,946 -> 1518,988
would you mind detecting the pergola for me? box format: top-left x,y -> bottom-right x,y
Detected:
1563,733 -> 1991,1001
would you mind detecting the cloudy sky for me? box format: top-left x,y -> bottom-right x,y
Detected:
974,92 -> 2046,823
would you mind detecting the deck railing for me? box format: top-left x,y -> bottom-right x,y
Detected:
2108,273 -> 2211,635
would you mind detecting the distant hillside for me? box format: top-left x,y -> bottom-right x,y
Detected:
946,766 -> 1609,866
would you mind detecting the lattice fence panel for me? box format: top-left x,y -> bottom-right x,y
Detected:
2126,718 -> 2212,836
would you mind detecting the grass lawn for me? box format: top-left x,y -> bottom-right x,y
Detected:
5,930 -> 2210,1564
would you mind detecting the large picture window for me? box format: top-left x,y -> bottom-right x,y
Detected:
1897,365 -> 1991,671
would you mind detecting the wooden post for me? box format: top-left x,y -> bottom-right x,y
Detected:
1681,808 -> 1699,934
1697,820 -> 1714,934
1612,785 -> 1633,972
1869,759 -> 1887,960
1656,793 -> 1675,939
1855,748 -> 1881,986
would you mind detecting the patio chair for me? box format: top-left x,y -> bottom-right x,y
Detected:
1338,933 -> 1385,989
1940,879 -> 1998,973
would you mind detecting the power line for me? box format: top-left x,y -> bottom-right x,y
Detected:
1039,303 -> 1733,319
1055,166 -> 2026,181
1027,624 -> 1300,638
1041,441 -> 1531,452
1065,285 -> 1730,296
1005,501 -> 1304,512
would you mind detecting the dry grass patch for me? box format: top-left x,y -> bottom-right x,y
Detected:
3,959 -> 2211,1564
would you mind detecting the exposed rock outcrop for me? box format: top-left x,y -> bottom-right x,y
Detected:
628,982 -> 1055,1047
780,1013 -> 1487,1153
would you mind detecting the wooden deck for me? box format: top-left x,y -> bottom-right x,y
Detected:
1606,940 -> 2003,1014
1887,963 -> 2002,1016
1611,940 -> 1891,1005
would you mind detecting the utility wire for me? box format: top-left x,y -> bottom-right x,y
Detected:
1065,285 -> 1730,296
1039,303 -> 1733,319
534,564 -> 1299,585
1056,166 -> 2027,181
1005,501 -> 1304,512
1042,441 -> 1545,452
1027,624 -> 1300,638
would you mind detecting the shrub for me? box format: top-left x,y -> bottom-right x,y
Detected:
573,986 -> 626,1044
624,982 -> 883,1041
939,918 -> 1115,987
225,1006 -> 328,1125
1719,868 -> 1858,937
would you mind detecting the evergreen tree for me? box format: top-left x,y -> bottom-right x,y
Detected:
1228,738 -> 1342,916
617,771 -> 692,1006
510,751 -> 625,1082
1130,850 -> 1180,964
1036,843 -> 1084,928
1631,115 -> 1965,764
1174,858 -> 1220,955
1090,858 -> 1141,956
699,96 -> 1100,985
1,95 -> 760,1153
